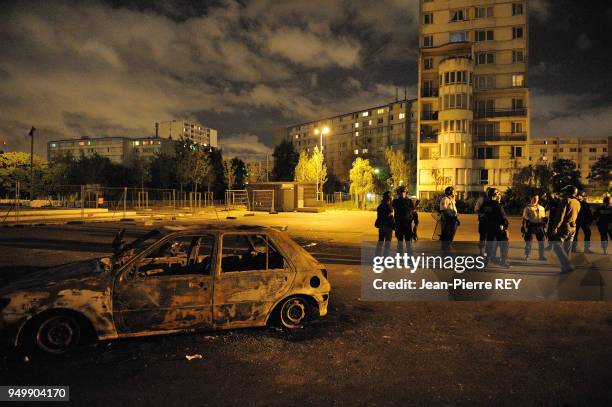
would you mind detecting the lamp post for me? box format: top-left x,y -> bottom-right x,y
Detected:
28,126 -> 36,200
314,126 -> 330,200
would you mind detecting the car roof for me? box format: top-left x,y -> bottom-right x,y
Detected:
156,225 -> 277,235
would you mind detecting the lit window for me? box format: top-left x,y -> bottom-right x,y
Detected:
450,31 -> 468,43
368,120 -> 372,125
355,131 -> 359,137
295,134 -> 299,139
50,143 -> 57,148
354,149 -> 359,155
134,141 -> 140,146
399,113 -> 405,119
362,149 -> 368,154
354,123 -> 360,128
377,108 -> 385,114
512,74 -> 524,87
362,111 -> 369,117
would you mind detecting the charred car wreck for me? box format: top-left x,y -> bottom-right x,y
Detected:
0,226 -> 330,354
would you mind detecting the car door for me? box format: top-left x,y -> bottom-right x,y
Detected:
213,233 -> 294,328
112,234 -> 215,334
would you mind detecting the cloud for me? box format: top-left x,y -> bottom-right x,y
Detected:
530,0 -> 552,21
218,133 -> 272,160
0,0 -> 418,157
265,28 -> 361,68
531,90 -> 612,136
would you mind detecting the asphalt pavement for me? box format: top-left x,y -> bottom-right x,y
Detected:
0,219 -> 611,406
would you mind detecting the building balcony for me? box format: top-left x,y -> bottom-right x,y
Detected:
474,108 -> 527,119
421,88 -> 439,98
421,111 -> 439,121
420,133 -> 438,143
473,133 -> 527,142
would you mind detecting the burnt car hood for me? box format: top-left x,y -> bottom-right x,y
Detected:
1,258 -> 112,294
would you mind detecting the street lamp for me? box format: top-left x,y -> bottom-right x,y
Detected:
313,126 -> 330,200
28,126 -> 36,200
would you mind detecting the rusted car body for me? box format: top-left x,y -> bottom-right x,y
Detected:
0,226 -> 330,353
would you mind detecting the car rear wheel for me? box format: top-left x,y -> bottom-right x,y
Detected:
279,297 -> 311,330
34,314 -> 82,354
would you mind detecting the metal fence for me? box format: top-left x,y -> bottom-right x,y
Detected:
0,181 -> 221,222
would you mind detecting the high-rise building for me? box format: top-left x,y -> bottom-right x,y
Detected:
157,120 -> 218,147
285,99 -> 418,185
47,136 -> 175,164
417,0 -> 530,198
530,136 -> 610,184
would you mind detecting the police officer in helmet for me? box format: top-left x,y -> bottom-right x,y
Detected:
392,185 -> 418,255
479,187 -> 511,268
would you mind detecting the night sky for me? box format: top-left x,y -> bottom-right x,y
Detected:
1,0 -> 611,158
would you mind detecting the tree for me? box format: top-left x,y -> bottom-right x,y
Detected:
189,148 -> 211,197
272,139 -> 298,181
124,153 -> 151,189
223,160 -> 236,190
246,161 -> 264,184
208,148 -> 227,199
513,164 -> 553,191
384,148 -> 410,191
310,146 -> 327,196
230,157 -> 247,189
508,164 -> 555,211
587,155 -> 612,193
0,152 -> 48,198
294,150 -> 313,182
552,158 -> 584,192
149,152 -> 177,189
349,158 -> 374,209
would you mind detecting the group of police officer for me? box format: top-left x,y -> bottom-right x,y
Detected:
375,184 -> 612,272
374,185 -> 419,257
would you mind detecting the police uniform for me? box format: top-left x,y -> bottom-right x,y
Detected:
551,193 -> 581,272
522,203 -> 546,259
572,199 -> 593,252
593,203 -> 612,253
480,197 -> 510,266
475,196 -> 487,255
392,197 -> 418,254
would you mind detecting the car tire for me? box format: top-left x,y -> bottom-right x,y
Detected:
30,314 -> 82,355
278,297 -> 311,331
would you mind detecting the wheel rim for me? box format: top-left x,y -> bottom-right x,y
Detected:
280,298 -> 307,328
36,315 -> 80,354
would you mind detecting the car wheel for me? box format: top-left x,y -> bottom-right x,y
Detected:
34,314 -> 81,354
279,297 -> 310,330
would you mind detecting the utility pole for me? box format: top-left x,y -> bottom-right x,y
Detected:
28,127 -> 36,200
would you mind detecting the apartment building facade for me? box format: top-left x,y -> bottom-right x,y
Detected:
530,136 -> 611,184
285,99 -> 418,186
417,0 -> 530,199
157,120 -> 218,147
47,136 -> 175,164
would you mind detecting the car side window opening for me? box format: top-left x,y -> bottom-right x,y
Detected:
221,234 -> 285,273
137,234 -> 215,277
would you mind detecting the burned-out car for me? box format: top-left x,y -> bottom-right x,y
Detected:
0,226 -> 330,354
